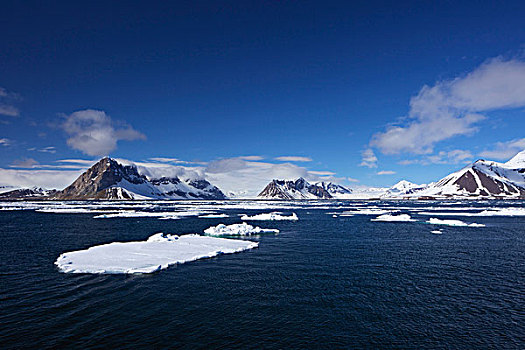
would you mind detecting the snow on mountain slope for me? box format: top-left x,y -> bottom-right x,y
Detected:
314,181 -> 353,198
381,180 -> 427,198
54,158 -> 226,200
412,153 -> 525,198
0,187 -> 57,199
257,178 -> 335,199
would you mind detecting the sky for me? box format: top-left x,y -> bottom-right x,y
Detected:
1,0 -> 525,195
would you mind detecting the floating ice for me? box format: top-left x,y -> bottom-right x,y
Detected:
339,209 -> 395,216
371,214 -> 415,222
198,213 -> 229,218
55,233 -> 258,274
36,208 -> 119,214
93,210 -> 205,219
427,218 -> 485,227
431,230 -> 443,234
204,222 -> 279,236
240,212 -> 298,221
475,208 -> 525,216
418,207 -> 525,217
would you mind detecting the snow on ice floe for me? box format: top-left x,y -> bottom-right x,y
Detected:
93,210 -> 207,219
338,209 -> 396,216
36,208 -> 120,214
427,218 -> 485,227
371,214 -> 415,222
431,230 -> 443,234
204,222 -> 279,236
198,213 -> 229,218
418,207 -> 525,217
55,233 -> 258,274
240,212 -> 298,221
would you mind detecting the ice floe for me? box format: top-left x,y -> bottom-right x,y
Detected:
55,233 -> 258,274
431,230 -> 443,234
338,209 -> 396,216
371,214 -> 415,222
240,212 -> 298,221
36,208 -> 120,214
93,210 -> 206,219
198,213 -> 229,218
204,222 -> 279,236
427,218 -> 485,227
418,207 -> 525,217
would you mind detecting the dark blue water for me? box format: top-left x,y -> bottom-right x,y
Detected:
1,201 -> 524,349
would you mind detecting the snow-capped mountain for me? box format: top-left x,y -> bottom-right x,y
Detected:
257,178 -> 352,199
314,181 -> 353,198
375,151 -> 523,199
413,151 -> 525,198
54,157 -> 227,200
0,187 -> 57,199
380,180 -> 427,198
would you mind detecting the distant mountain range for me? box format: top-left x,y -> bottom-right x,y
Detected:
257,178 -> 352,199
1,151 -> 525,200
257,150 -> 525,200
1,157 -> 226,200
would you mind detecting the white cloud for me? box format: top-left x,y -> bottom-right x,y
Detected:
148,157 -> 207,165
479,138 -> 525,160
10,158 -> 39,168
239,155 -> 264,161
274,156 -> 312,162
309,170 -> 336,176
204,157 -> 326,198
56,159 -> 98,165
0,105 -> 19,117
31,146 -> 57,153
0,138 -> 10,146
401,149 -> 474,165
371,57 -> 525,155
62,109 -> 146,156
359,148 -> 378,168
377,170 -> 396,175
0,87 -> 21,117
0,168 -> 82,189
347,177 -> 359,183
426,149 -> 474,164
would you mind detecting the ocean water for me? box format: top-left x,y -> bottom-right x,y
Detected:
1,200 -> 524,349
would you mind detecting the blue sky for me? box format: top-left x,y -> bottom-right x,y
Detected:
1,1 -> 525,192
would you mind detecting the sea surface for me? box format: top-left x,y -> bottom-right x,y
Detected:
0,200 -> 524,349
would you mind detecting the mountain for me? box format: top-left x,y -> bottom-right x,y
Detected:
0,187 -> 57,200
257,178 -> 352,199
380,180 -> 427,198
53,157 -> 227,200
414,152 -> 525,198
314,181 -> 353,198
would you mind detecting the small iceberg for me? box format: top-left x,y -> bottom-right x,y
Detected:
204,222 -> 279,236
55,233 -> 258,274
371,214 -> 415,222
240,212 -> 298,221
427,218 -> 485,227
431,230 -> 443,234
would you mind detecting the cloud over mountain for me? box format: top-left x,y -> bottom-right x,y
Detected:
62,109 -> 146,156
370,57 -> 525,156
